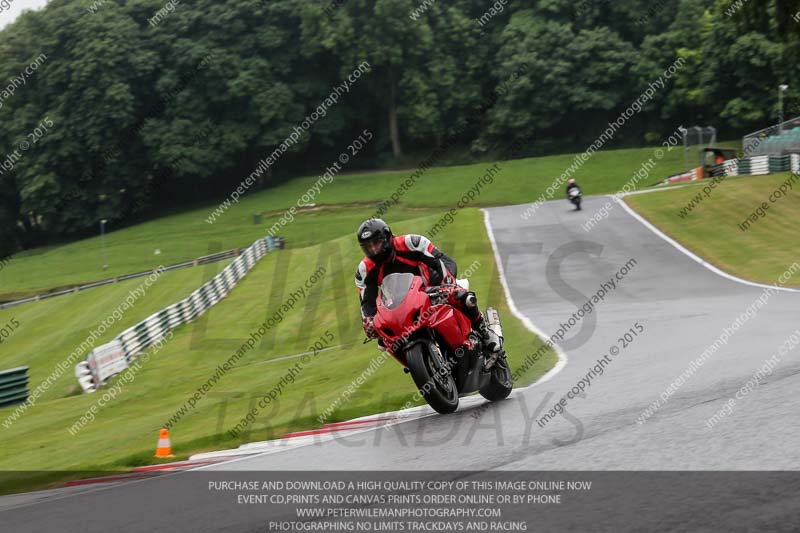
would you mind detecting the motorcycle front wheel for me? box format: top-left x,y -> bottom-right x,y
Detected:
479,356 -> 513,402
405,341 -> 459,414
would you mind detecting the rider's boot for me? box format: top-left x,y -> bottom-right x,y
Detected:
459,291 -> 503,355
455,290 -> 505,360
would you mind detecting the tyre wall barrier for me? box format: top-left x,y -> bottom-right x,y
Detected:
0,366 -> 30,409
711,154 -> 799,177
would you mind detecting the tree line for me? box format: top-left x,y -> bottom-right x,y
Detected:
0,0 -> 797,256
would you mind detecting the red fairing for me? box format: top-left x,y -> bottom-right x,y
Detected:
373,276 -> 472,367
426,304 -> 473,351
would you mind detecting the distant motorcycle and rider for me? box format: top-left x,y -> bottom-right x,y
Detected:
566,178 -> 582,211
354,219 -> 512,413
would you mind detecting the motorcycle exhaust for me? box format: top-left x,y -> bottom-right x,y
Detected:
485,307 -> 503,340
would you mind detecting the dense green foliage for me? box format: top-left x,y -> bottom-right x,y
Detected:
0,0 -> 796,255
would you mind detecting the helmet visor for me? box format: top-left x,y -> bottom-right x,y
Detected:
360,234 -> 387,259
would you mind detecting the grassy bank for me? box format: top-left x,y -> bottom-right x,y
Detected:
625,173 -> 800,286
0,144 -> 700,296
0,208 -> 555,491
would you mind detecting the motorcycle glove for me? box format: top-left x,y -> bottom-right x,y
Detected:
363,316 -> 379,338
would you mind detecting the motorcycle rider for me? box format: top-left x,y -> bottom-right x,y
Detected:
566,178 -> 582,210
354,218 -> 502,354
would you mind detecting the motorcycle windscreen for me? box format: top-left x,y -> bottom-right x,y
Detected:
379,273 -> 414,310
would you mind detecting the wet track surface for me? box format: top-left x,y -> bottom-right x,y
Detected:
4,197 -> 800,532
204,196 -> 800,471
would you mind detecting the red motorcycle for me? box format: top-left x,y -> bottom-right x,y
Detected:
371,272 -> 513,414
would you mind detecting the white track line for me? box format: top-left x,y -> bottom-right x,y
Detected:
188,412 -> 444,471
4,209 -> 573,501
481,209 -> 568,388
620,183 -> 693,196
13,198 -> 793,506
614,195 -> 800,293
200,196 -> 797,466
193,210 -> 571,465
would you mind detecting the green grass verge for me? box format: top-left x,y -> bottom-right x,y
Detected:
0,208 -> 555,492
0,144 -> 704,296
625,172 -> 800,287
4,139 -> 758,493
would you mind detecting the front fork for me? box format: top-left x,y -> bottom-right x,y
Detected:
485,307 -> 503,339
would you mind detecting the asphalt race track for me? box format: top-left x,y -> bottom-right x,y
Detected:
3,196 -> 800,532
208,195 -> 800,471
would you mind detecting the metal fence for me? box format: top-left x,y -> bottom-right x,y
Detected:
0,247 -> 255,310
743,115 -> 800,156
74,236 -> 284,393
682,126 -> 717,171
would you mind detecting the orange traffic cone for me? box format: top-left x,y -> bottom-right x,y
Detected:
155,428 -> 175,458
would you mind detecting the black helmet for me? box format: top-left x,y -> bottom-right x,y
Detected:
357,218 -> 394,263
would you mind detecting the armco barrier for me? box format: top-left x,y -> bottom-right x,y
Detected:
0,366 -> 30,409
74,236 -> 285,393
0,247 -> 252,310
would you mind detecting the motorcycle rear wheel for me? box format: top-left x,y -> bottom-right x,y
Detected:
406,341 -> 459,414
